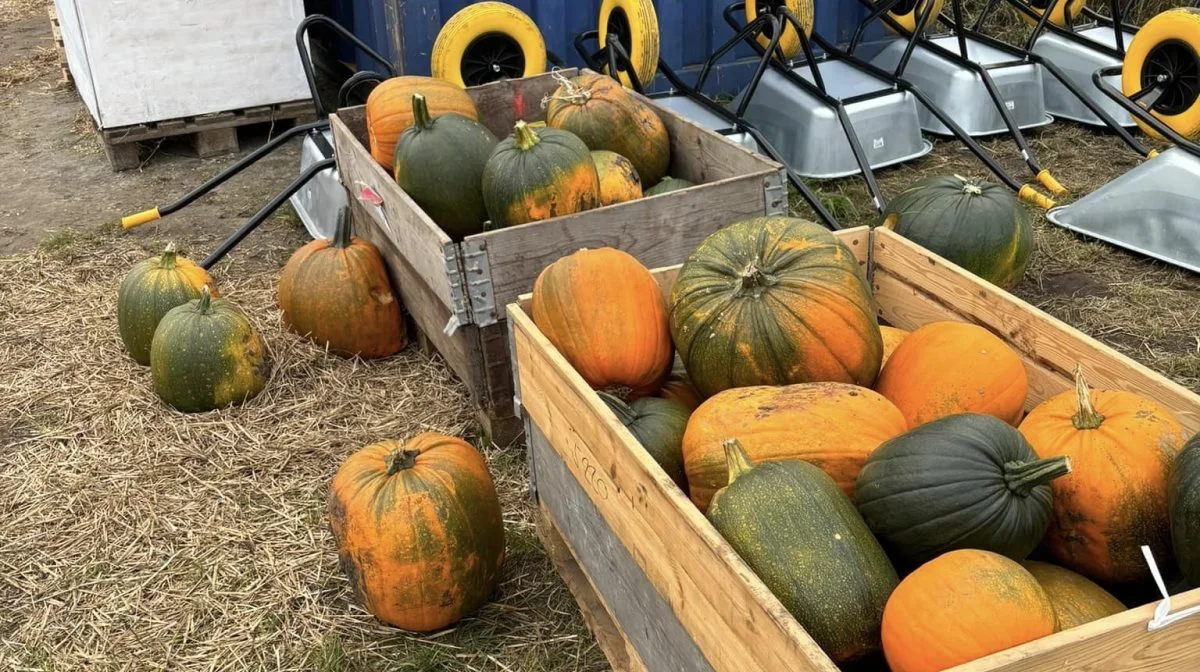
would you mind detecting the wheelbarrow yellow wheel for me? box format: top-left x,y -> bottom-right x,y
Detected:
745,0 -> 815,61
1122,8 -> 1200,141
885,0 -> 945,34
599,0 -> 660,89
431,2 -> 547,88
1019,0 -> 1088,28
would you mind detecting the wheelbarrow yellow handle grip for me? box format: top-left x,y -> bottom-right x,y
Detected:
121,207 -> 162,229
1147,149 -> 1160,159
1036,170 -> 1067,196
1018,185 -> 1056,210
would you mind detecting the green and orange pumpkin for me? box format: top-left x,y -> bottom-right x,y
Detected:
1021,560 -> 1126,631
365,76 -> 478,171
1171,433 -> 1200,585
644,176 -> 695,197
601,392 -> 690,489
117,244 -> 217,365
482,121 -> 601,229
590,150 -> 642,206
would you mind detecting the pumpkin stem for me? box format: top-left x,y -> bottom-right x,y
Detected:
954,174 -> 983,195
160,242 -> 179,268
385,449 -> 421,475
723,438 -> 755,485
410,93 -> 432,130
1071,364 -> 1105,430
197,285 -> 212,314
1004,455 -> 1072,496
735,257 -> 775,295
332,207 -> 353,249
513,120 -> 540,151
598,391 -> 638,426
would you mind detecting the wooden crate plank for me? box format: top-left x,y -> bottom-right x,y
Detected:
467,68 -> 578,139
649,95 -> 781,187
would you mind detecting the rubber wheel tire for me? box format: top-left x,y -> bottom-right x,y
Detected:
431,2 -> 547,88
1019,0 -> 1088,28
598,0 -> 660,89
745,0 -> 815,61
886,0 -> 945,34
1123,8 -> 1200,140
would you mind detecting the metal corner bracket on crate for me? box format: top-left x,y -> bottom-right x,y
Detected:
763,179 -> 788,216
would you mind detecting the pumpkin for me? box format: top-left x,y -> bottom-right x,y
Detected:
600,392 -> 689,489
117,243 -> 217,365
878,175 -> 1033,289
683,382 -> 907,511
393,94 -> 497,240
1171,433 -> 1200,585
365,76 -> 478,171
482,121 -> 601,229
531,248 -> 672,399
657,359 -> 703,411
669,217 -> 883,398
882,549 -> 1056,672
278,208 -> 405,358
327,433 -> 505,632
590,150 -> 642,206
149,286 -> 268,412
856,413 -> 1072,568
708,439 -> 898,663
879,325 -> 908,367
1019,365 -> 1185,583
644,176 -> 694,197
1021,560 -> 1126,631
875,321 -> 1028,427
545,72 -> 670,185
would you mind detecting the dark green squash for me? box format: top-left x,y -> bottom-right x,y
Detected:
393,94 -> 498,240
855,413 -> 1072,568
117,244 -> 217,365
481,121 -> 601,229
1170,433 -> 1200,585
600,392 -> 689,489
708,439 -> 898,663
877,174 -> 1033,289
645,177 -> 694,197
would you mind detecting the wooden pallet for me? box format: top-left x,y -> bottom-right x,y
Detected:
47,6 -> 72,88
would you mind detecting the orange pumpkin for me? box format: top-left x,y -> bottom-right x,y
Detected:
531,248 -> 672,399
657,359 -> 703,411
327,433 -> 505,632
278,208 -> 405,357
882,549 -> 1056,672
1018,365 -> 1185,583
365,76 -> 478,171
879,325 -> 909,367
1021,560 -> 1126,630
682,382 -> 908,510
875,321 -> 1028,427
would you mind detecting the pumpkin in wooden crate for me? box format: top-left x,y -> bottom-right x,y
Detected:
878,175 -> 1033,289
150,286 -> 268,413
531,248 -> 672,399
278,208 -> 405,358
117,243 -> 217,365
600,392 -> 690,490
545,72 -> 670,185
875,321 -> 1028,427
1021,560 -> 1126,631
328,433 -> 505,632
670,217 -> 883,398
879,325 -> 909,367
645,176 -> 695,197
482,121 -> 601,229
708,439 -> 899,664
1171,433 -> 1200,585
882,549 -> 1056,672
657,359 -> 703,411
855,414 -> 1072,568
590,150 -> 642,206
683,382 -> 907,511
1019,365 -> 1185,583
393,94 -> 498,240
365,76 -> 478,171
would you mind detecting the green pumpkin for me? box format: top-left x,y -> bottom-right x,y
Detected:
599,392 -> 690,489
150,287 -> 269,412
1170,433 -> 1200,585
393,94 -> 498,240
877,174 -> 1033,289
481,121 -> 601,229
117,244 -> 217,365
855,413 -> 1072,568
644,177 -> 694,197
708,439 -> 898,663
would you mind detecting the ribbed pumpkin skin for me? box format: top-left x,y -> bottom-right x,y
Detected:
590,150 -> 642,206
879,326 -> 909,367
117,247 -> 217,365
327,434 -> 505,632
683,383 -> 908,511
657,360 -> 703,411
670,217 -> 883,398
1170,435 -> 1200,585
545,73 -> 670,185
879,175 -> 1033,289
882,550 -> 1056,672
1022,560 -> 1126,631
855,414 -> 1071,568
531,248 -> 672,398
602,393 -> 690,489
645,177 -> 695,196
875,321 -> 1028,427
482,122 -> 601,229
149,291 -> 268,413
365,76 -> 478,171
1019,369 -> 1185,583
708,444 -> 898,663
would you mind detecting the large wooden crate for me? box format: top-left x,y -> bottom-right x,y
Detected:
331,69 -> 786,442
508,226 -> 1200,672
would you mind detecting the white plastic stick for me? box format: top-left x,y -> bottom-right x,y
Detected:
1143,545 -> 1200,631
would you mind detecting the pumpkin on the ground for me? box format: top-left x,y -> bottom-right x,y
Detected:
531,248 -> 672,399
657,358 -> 703,411
1022,560 -> 1126,631
591,150 -> 642,206
879,325 -> 908,367
150,286 -> 268,412
327,433 -> 505,632
875,321 -> 1028,427
1019,365 -> 1185,583
645,176 -> 694,196
365,76 -> 478,171
670,217 -> 883,398
601,392 -> 689,489
1171,433 -> 1200,585
708,439 -> 898,664
278,208 -> 405,358
882,549 -> 1056,672
878,174 -> 1033,289
683,382 -> 907,511
856,414 -> 1071,568
482,121 -> 600,229
117,243 -> 217,365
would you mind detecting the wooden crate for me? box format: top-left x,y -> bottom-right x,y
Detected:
508,226 -> 1200,672
331,69 -> 786,444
